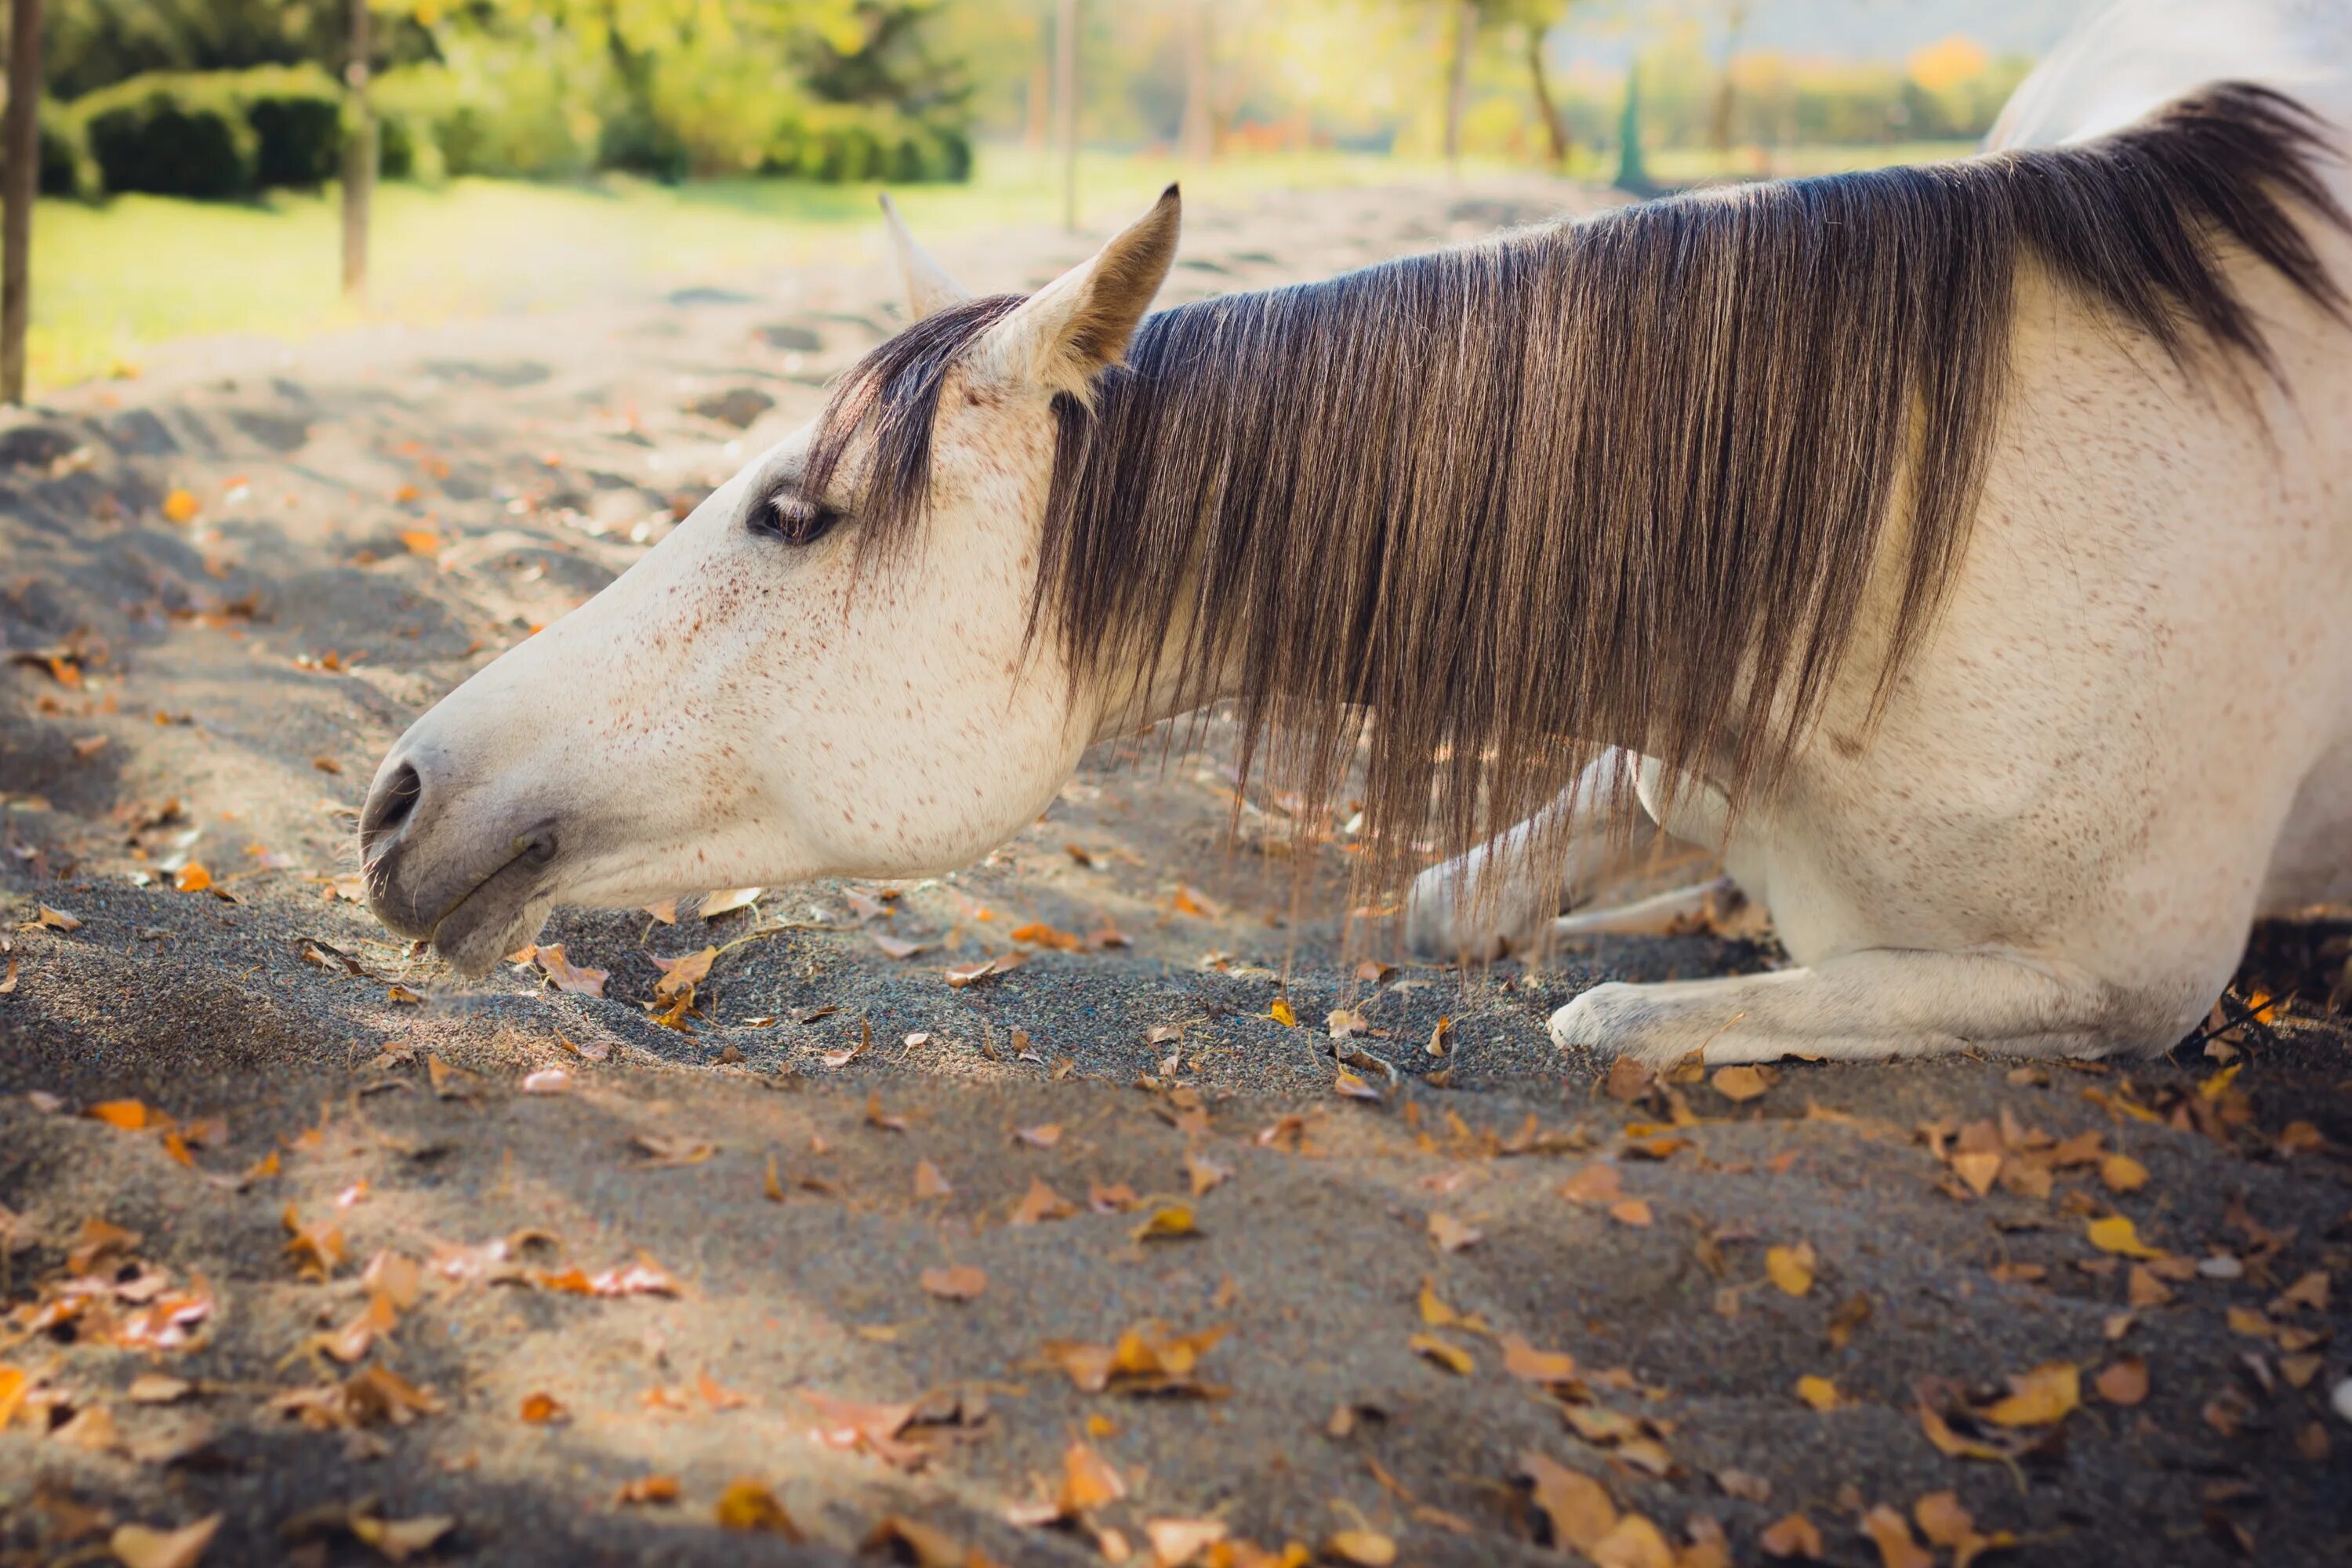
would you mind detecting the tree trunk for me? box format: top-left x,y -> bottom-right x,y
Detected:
1710,1 -> 1748,155
1526,24 -> 1568,169
2,0 -> 42,405
1055,0 -> 1080,232
1025,56 -> 1049,153
1179,0 -> 1213,165
340,0 -> 374,303
1443,0 -> 1474,173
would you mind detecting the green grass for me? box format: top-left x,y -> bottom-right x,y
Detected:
31,140 -> 1978,395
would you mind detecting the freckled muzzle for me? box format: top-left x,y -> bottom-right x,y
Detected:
360,742 -> 563,975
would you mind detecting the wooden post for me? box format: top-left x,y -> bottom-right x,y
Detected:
340,0 -> 375,303
1179,0 -> 1213,166
1054,0 -> 1080,232
1443,0 -> 1474,176
2,0 -> 42,405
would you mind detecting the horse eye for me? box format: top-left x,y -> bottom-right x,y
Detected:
755,492 -> 840,546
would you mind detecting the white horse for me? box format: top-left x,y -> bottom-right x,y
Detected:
361,0 -> 2352,1068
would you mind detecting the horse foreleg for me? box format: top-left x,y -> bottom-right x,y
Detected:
1403,748 -> 1656,961
1544,877 -> 1740,940
1548,949 -> 2129,1067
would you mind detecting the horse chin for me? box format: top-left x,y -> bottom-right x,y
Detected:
428,860 -> 558,978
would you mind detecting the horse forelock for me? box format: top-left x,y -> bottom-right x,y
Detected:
826,83 -> 2347,897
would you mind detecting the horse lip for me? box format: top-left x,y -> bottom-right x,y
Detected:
426,833 -> 561,975
368,823 -> 561,958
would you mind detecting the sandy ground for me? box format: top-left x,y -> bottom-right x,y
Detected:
2,175 -> 2350,1568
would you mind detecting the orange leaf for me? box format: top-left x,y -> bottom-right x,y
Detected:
86,1099 -> 151,1131
1759,1513 -> 1824,1560
613,1475 -> 680,1506
919,1264 -> 987,1301
161,489 -> 201,525
172,863 -> 212,893
519,1392 -> 568,1425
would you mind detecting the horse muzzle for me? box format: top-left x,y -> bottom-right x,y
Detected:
360,744 -> 563,975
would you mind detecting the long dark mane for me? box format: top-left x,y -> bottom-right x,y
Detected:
819,85 -> 2345,891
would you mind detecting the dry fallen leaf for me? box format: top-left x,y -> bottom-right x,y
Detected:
2086,1215 -> 2163,1260
2099,1153 -> 2150,1193
2095,1356 -> 2149,1407
1795,1374 -> 1842,1411
1983,1361 -> 2080,1427
1268,997 -> 1298,1028
1410,1333 -> 1475,1375
1501,1334 -> 1577,1387
172,863 -> 212,893
1520,1451 -> 1617,1552
162,488 -> 201,525
700,887 -> 762,920
1860,1504 -> 1933,1568
1766,1242 -> 1817,1297
1060,1440 -> 1128,1512
86,1098 -> 151,1131
713,1479 -> 800,1537
613,1475 -> 680,1507
349,1513 -> 454,1563
532,943 -> 609,997
920,1265 -> 988,1301
1428,1212 -> 1482,1253
519,1392 -> 568,1425
1131,1203 -> 1200,1242
1011,1177 -> 1076,1225
109,1514 -> 221,1568
1759,1512 -> 1824,1560
913,1159 -> 953,1200
1323,1529 -> 1397,1566
1014,1122 -> 1063,1149
1711,1065 -> 1770,1102
630,1134 -> 717,1168
1142,1517 -> 1228,1567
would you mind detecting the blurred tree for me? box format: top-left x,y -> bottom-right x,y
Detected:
1707,0 -> 1748,152
4,0 -> 39,404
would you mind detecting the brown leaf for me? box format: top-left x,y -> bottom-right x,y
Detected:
349,1515 -> 453,1563
1912,1492 -> 1974,1548
108,1515 -> 222,1568
1142,1518 -> 1228,1567
630,1134 -> 717,1168
1520,1451 -> 1616,1552
1501,1334 -> 1577,1387
1860,1504 -> 1932,1568
1766,1242 -> 1817,1297
1983,1361 -> 2079,1427
920,1265 -> 987,1301
1715,1469 -> 1771,1503
1012,1177 -> 1076,1225
1428,1212 -> 1482,1253
1759,1512 -> 1824,1560
1410,1333 -> 1475,1375
1014,1122 -> 1063,1149
613,1475 -> 680,1506
2095,1357 -> 2149,1406
2100,1153 -> 2150,1193
713,1479 -> 800,1537
651,946 -> 717,1002
532,944 -> 608,996
864,1515 -> 974,1567
1323,1529 -> 1397,1566
1058,1439 -> 1128,1513
519,1392 -> 568,1425
1711,1065 -> 1770,1102
912,1159 -> 953,1200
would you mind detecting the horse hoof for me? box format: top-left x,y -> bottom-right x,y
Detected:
1547,984 -> 1649,1058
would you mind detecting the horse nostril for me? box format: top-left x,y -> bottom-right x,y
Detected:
361,761 -> 425,857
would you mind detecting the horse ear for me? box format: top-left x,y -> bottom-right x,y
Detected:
971,185 -> 1181,397
879,192 -> 972,321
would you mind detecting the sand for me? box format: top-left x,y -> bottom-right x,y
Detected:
2,172 -> 2349,1567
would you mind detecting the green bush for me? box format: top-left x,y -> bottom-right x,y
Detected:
238,65 -> 343,188
31,100 -> 84,197
72,65 -> 347,198
764,109 -> 969,184
80,78 -> 256,198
